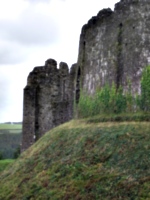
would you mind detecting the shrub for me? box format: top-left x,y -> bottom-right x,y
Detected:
77,75 -> 150,118
140,65 -> 150,111
78,83 -> 127,118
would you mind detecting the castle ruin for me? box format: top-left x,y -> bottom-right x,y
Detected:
21,59 -> 76,151
22,0 -> 150,151
77,0 -> 150,95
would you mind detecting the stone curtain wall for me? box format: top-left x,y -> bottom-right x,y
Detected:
22,0 -> 150,151
21,59 -> 76,152
77,0 -> 150,95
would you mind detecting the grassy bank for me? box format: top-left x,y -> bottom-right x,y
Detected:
0,159 -> 15,173
0,120 -> 150,199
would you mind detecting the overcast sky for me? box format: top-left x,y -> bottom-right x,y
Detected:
0,0 -> 118,123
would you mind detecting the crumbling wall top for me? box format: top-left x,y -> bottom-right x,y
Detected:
45,58 -> 57,68
59,62 -> 69,76
81,8 -> 113,32
70,64 -> 77,76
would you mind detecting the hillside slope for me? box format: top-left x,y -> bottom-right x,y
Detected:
0,120 -> 150,200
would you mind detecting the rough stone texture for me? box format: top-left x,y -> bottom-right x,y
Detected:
77,0 -> 150,94
22,0 -> 150,151
21,59 -> 76,152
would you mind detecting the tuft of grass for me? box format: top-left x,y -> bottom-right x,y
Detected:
0,120 -> 150,199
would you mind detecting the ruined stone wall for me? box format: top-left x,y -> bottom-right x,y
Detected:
77,0 -> 150,95
22,0 -> 150,152
21,59 -> 76,152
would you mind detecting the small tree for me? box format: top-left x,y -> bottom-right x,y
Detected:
125,80 -> 134,112
115,86 -> 126,113
97,84 -> 110,113
141,66 -> 150,111
109,82 -> 117,113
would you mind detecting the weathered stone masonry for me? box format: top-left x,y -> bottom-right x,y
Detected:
77,0 -> 150,95
21,59 -> 76,152
22,0 -> 150,151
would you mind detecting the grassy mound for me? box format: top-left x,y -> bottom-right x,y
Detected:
0,120 -> 150,200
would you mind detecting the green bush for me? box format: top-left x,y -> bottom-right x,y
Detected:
141,65 -> 150,111
78,83 -> 128,118
77,74 -> 150,118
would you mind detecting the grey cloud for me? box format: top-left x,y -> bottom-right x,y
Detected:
25,0 -> 51,3
0,42 -> 28,64
0,6 -> 59,64
0,79 -> 10,108
0,78 -> 23,122
25,0 -> 65,3
0,8 -> 59,46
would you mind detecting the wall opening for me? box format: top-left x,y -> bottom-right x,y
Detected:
116,23 -> 123,89
76,67 -> 81,104
34,86 -> 40,141
62,80 -> 66,100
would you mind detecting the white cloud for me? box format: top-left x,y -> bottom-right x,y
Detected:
0,7 -> 59,46
25,0 -> 52,3
0,41 -> 29,64
0,0 -> 28,20
0,1 -> 60,65
0,0 -> 118,122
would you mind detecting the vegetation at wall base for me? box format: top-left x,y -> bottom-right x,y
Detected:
77,66 -> 150,119
85,112 -> 150,123
77,85 -> 135,119
140,65 -> 150,111
0,120 -> 150,199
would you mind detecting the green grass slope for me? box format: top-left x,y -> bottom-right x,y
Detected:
0,120 -> 150,200
0,159 -> 15,173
